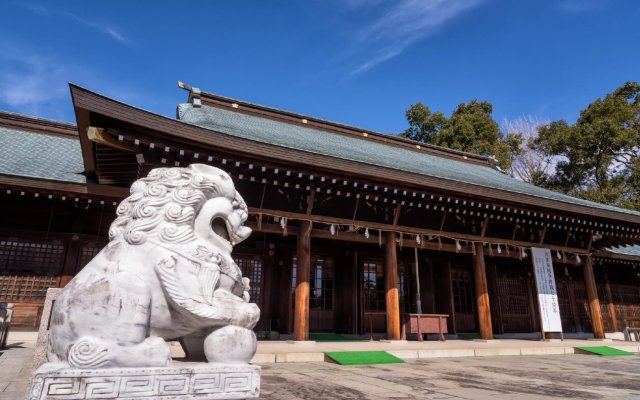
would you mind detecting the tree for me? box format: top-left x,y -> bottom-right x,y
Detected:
534,81 -> 640,210
502,115 -> 554,186
403,102 -> 447,144
401,100 -> 522,170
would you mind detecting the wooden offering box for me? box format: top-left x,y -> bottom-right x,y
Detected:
401,313 -> 449,342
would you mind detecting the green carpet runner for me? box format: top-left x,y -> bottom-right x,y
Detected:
325,351 -> 404,365
575,346 -> 635,356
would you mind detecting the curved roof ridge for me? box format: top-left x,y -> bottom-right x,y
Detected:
178,82 -> 493,166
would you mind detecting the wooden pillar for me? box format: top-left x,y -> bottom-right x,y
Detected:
583,255 -> 605,339
604,279 -> 619,332
293,221 -> 311,341
384,231 -> 401,340
567,279 -> 582,332
59,239 -> 81,287
486,262 -> 503,334
472,242 -> 493,339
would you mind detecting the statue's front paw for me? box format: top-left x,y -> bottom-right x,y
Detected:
204,326 -> 257,364
232,303 -> 260,329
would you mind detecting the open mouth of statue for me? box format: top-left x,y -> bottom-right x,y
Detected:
211,217 -> 232,245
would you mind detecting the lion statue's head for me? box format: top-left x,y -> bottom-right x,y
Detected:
108,164 -> 251,255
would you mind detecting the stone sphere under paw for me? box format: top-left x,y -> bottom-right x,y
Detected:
204,326 -> 257,364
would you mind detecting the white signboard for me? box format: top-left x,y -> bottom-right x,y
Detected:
531,247 -> 563,333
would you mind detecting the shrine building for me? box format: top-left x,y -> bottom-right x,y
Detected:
1,83 -> 640,341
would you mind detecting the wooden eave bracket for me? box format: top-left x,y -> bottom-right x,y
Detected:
87,127 -> 138,153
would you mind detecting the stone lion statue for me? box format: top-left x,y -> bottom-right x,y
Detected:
48,164 -> 260,368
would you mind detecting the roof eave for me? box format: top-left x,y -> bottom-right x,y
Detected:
70,84 -> 640,226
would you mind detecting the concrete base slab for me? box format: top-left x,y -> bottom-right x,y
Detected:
28,362 -> 260,399
285,340 -> 317,346
472,339 -> 501,343
474,347 -> 521,357
520,347 -> 566,356
387,350 -> 419,359
379,340 -> 409,344
275,352 -> 324,363
418,349 -> 475,358
251,353 -> 276,364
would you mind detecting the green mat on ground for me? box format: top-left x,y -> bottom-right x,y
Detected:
575,346 -> 635,356
325,351 -> 404,365
310,333 -> 365,342
458,332 -> 481,340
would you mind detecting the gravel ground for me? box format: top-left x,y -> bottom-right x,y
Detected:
260,354 -> 640,399
3,344 -> 640,399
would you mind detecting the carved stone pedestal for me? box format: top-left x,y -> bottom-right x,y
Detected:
29,362 -> 260,400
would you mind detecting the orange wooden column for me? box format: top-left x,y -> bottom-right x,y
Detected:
293,220 -> 311,341
583,255 -> 605,339
384,231 -> 401,340
472,242 -> 493,339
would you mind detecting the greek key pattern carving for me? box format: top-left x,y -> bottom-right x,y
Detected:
30,365 -> 260,399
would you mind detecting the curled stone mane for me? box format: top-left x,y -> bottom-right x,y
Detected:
108,166 -> 224,245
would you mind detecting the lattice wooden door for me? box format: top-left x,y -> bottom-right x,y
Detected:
451,268 -> 475,332
597,283 -> 615,332
0,238 -> 65,302
555,277 -> 576,333
497,274 -> 533,333
572,280 -> 593,332
611,284 -> 640,328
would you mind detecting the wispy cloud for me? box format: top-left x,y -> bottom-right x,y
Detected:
22,4 -> 131,45
0,41 -> 170,121
0,43 -> 90,118
346,0 -> 484,76
62,11 -> 130,44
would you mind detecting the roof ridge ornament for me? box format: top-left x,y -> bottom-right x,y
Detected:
178,81 -> 202,108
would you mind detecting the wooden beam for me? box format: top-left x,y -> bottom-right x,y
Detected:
539,226 -> 547,244
247,207 -> 588,254
583,255 -> 605,339
480,216 -> 490,237
384,231 -> 401,340
352,197 -> 360,221
59,239 -> 80,288
472,242 -> 493,339
293,220 -> 311,341
439,211 -> 447,232
306,189 -> 316,215
87,127 -> 138,153
393,203 -> 402,226
0,174 -> 129,198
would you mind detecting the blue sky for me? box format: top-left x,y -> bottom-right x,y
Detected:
0,0 -> 638,134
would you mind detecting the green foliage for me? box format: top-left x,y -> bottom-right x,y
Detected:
534,81 -> 640,210
401,100 -> 522,170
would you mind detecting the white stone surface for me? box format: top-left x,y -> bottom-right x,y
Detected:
28,363 -> 260,399
46,165 -> 260,368
204,326 -> 257,364
30,165 -> 261,399
0,302 -> 13,349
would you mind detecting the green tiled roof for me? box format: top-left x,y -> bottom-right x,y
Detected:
0,127 -> 85,183
609,245 -> 640,257
178,103 -> 640,217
